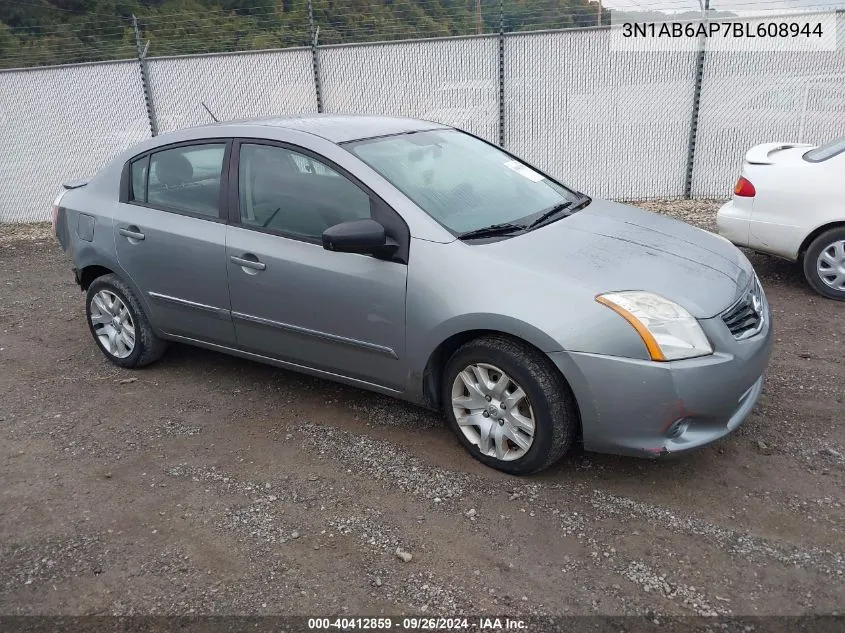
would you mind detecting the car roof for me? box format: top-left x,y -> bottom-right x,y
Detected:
204,114 -> 449,143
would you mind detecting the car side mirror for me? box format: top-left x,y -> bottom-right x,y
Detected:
322,219 -> 398,258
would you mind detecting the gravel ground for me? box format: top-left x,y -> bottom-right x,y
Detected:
0,201 -> 843,622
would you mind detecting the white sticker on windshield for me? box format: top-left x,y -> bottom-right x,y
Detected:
504,160 -> 544,182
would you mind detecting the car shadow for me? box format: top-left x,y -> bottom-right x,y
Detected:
744,250 -> 814,296
155,342 -> 727,491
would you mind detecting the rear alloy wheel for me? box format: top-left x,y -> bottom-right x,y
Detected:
442,335 -> 577,475
803,227 -> 845,301
85,274 -> 167,368
89,290 -> 135,359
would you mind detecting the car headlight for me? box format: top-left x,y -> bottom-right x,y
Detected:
595,291 -> 713,361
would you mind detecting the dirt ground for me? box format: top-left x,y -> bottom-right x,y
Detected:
0,201 -> 843,621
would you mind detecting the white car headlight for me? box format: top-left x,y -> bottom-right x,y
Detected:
596,291 -> 713,361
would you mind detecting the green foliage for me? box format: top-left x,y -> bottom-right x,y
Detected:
0,21 -> 21,59
0,0 -> 606,68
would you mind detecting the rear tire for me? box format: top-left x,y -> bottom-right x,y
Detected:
803,227 -> 845,301
85,274 -> 167,368
442,335 -> 577,475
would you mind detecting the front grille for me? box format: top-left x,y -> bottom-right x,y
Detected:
722,277 -> 764,339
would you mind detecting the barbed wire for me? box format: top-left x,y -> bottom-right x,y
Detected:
7,0 -> 77,12
1,0 -> 841,69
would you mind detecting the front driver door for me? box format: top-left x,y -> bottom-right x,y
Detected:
225,141 -> 408,391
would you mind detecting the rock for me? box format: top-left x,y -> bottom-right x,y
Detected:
375,577 -> 382,587
395,547 -> 412,563
757,440 -> 768,452
291,531 -> 300,539
464,508 -> 477,518
824,447 -> 843,459
117,377 -> 137,384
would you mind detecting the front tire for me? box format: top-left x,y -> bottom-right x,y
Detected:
803,227 -> 845,301
85,274 -> 167,368
442,335 -> 577,475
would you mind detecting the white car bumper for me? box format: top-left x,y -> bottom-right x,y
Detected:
716,199 -> 751,248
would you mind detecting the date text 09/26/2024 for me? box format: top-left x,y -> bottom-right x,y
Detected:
307,617 -> 527,630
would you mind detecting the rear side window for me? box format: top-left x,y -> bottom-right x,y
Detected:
136,144 -> 226,217
804,137 -> 845,163
130,157 -> 148,203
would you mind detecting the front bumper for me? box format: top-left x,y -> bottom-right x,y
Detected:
548,302 -> 773,458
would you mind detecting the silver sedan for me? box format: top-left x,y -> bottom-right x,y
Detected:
53,115 -> 772,474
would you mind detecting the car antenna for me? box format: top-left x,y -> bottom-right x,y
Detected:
200,102 -> 219,123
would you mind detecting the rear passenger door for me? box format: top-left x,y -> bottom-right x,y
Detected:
225,140 -> 409,391
114,140 -> 236,346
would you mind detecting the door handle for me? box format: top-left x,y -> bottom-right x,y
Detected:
119,226 -> 145,241
230,254 -> 266,271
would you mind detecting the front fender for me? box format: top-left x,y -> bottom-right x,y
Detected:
403,312 -> 564,405
403,238 -> 652,403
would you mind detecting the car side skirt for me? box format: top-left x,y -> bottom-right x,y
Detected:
164,333 -> 406,398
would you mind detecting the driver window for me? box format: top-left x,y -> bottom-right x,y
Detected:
238,143 -> 371,239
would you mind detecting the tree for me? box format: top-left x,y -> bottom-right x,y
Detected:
0,0 -> 609,68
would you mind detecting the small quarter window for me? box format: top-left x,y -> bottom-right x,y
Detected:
129,156 -> 148,203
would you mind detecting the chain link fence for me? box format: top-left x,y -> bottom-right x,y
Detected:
503,29 -> 700,200
691,14 -> 845,197
147,48 -> 318,133
1,12 -> 843,223
321,36 -> 500,143
0,60 -> 151,223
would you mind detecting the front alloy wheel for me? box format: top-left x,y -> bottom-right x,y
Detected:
442,335 -> 577,475
451,363 -> 535,461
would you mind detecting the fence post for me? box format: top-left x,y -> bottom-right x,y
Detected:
308,0 -> 324,114
683,1 -> 709,199
132,14 -> 158,137
498,0 -> 505,147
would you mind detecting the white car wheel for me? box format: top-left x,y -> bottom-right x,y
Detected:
803,227 -> 845,301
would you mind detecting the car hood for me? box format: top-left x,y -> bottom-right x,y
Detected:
480,199 -> 754,319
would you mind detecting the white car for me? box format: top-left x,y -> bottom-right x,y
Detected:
717,137 -> 845,301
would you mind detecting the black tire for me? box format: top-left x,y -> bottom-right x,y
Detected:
441,335 -> 578,475
85,273 -> 167,368
802,227 -> 845,301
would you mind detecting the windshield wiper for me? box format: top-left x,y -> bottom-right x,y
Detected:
527,201 -> 573,230
570,194 -> 592,211
458,222 -> 527,240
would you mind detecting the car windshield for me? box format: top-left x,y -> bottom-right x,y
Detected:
345,129 -> 577,235
804,137 -> 845,163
